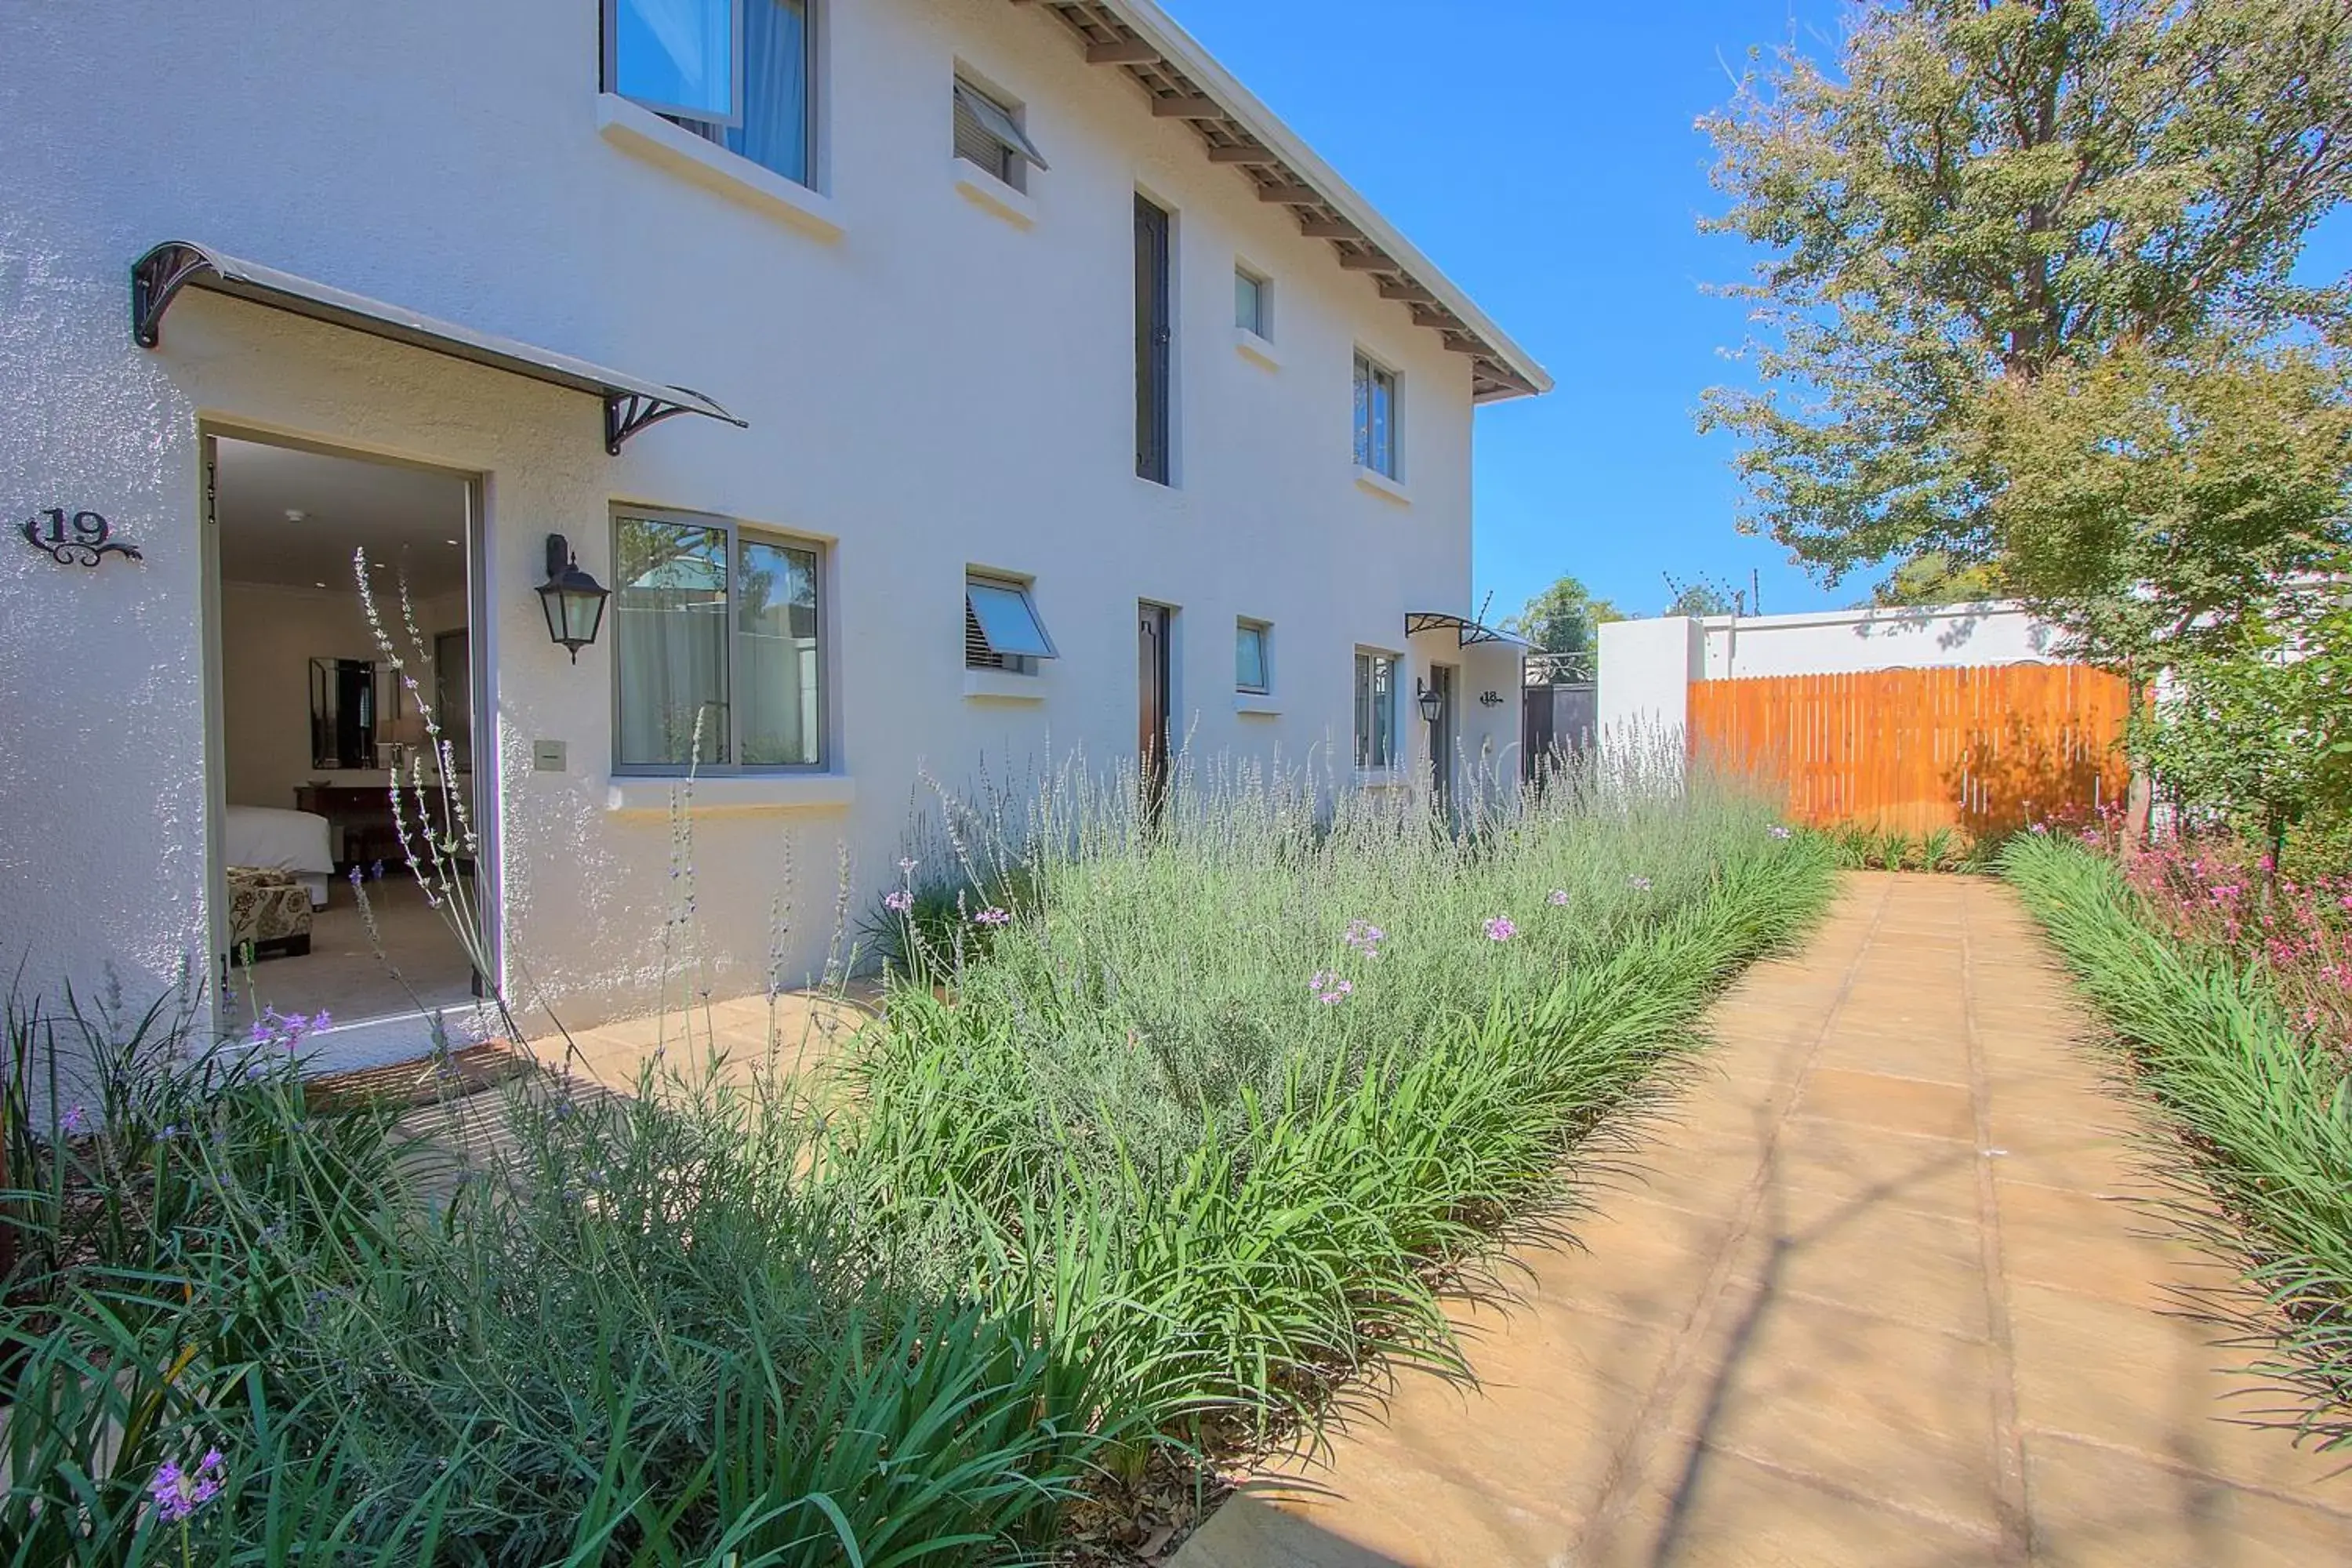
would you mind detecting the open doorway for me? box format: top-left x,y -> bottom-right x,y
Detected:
206,433 -> 487,1034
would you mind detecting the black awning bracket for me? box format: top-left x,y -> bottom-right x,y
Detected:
1406,611 -> 1526,649
132,241 -> 212,349
129,240 -> 746,455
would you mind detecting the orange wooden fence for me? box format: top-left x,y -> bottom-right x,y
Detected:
1688,665 -> 2135,836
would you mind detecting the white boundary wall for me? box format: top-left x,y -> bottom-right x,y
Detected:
1599,601 -> 2065,765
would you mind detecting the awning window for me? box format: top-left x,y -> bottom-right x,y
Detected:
966,578 -> 1058,660
129,241 -> 746,454
953,81 -> 1050,172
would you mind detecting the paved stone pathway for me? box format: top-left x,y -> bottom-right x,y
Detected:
1178,873 -> 2352,1566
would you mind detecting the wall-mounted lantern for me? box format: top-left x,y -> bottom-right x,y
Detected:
1414,679 -> 1444,725
535,533 -> 610,663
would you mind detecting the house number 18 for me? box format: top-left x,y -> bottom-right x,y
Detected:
20,508 -> 142,568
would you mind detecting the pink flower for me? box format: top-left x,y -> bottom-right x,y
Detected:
1484,916 -> 1517,942
1548,889 -> 1570,906
883,889 -> 913,914
973,906 -> 1011,927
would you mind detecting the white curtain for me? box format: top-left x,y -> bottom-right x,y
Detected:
726,0 -> 809,183
615,520 -> 730,767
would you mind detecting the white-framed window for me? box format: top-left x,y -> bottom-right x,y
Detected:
612,508 -> 824,772
1354,649 -> 1398,769
953,74 -> 1047,191
1235,264 -> 1269,338
1353,350 -> 1399,478
1236,619 -> 1272,694
965,572 -> 1057,673
604,0 -> 816,187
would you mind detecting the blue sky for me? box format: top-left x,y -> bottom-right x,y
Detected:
1163,0 -> 1856,622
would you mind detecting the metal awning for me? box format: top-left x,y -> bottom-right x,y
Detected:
1406,612 -> 1526,648
130,241 -> 747,454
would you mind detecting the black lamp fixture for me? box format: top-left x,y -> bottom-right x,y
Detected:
1414,679 -> 1444,724
535,533 -> 610,663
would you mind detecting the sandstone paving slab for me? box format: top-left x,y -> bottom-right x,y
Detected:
1174,873 -> 2352,1568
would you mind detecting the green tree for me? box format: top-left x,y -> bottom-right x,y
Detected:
1505,575 -> 1623,659
1699,0 -> 2352,584
1969,337 -> 2352,671
1867,551 -> 2005,608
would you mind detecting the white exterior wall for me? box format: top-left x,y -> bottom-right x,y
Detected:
1600,604 -> 2063,779
1697,603 -> 2061,680
0,0 -> 1519,1065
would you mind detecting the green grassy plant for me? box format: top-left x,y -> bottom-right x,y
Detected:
838,757 -> 1835,1468
2003,833 -> 2352,1450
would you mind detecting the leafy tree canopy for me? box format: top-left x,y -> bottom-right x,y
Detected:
1972,337 -> 2352,668
1700,0 -> 2352,583
1506,575 -> 1623,657
1867,551 -> 2007,607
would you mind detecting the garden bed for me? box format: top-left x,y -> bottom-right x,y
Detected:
0,764 -> 1831,1564
2003,833 -> 2352,1453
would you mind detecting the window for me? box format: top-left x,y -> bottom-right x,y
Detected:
1353,651 -> 1397,770
1236,619 -> 1271,694
953,76 -> 1047,190
613,510 -> 823,771
1135,194 -> 1172,484
1235,265 -> 1269,338
965,574 -> 1056,673
605,0 -> 814,187
1353,351 -> 1398,478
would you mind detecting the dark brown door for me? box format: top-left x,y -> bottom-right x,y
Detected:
1429,663 -> 1457,819
1139,602 -> 1171,819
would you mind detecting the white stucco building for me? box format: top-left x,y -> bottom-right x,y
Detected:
0,0 -> 1548,1065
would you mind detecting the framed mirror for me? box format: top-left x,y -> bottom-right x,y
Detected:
309,657 -> 382,770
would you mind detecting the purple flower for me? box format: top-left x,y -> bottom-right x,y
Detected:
1309,971 -> 1353,1004
1769,825 -> 1794,840
149,1446 -> 225,1524
974,906 -> 1012,927
368,859 -> 386,881
1484,916 -> 1517,942
1547,889 -> 1570,906
883,889 -> 914,914
59,1103 -> 89,1138
2028,822 -> 2049,835
1628,875 -> 1653,892
897,857 -> 918,874
1341,919 -> 1385,959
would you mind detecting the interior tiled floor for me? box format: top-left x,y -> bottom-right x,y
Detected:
1177,873 -> 2352,1567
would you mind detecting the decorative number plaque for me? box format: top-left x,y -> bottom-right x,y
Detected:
20,509 -> 141,568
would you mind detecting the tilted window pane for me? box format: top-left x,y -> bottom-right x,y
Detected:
967,581 -> 1055,659
614,0 -> 737,122
722,0 -> 808,183
1236,270 -> 1264,335
1236,623 -> 1269,691
615,517 -> 731,767
736,537 -> 820,766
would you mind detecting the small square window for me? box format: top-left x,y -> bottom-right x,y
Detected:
953,76 -> 1047,191
1353,351 -> 1399,479
1235,266 -> 1269,338
1236,619 -> 1271,694
966,573 -> 1056,673
613,509 -> 824,773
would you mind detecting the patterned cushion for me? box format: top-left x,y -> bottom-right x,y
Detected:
227,866 -> 312,953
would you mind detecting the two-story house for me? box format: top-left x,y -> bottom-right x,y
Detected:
0,0 -> 1548,1068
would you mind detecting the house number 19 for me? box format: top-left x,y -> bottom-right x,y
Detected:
20,508 -> 142,568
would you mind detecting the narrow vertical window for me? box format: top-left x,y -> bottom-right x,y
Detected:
1135,194 -> 1172,484
1235,265 -> 1269,338
1353,351 -> 1398,478
1236,619 -> 1271,694
1354,651 -> 1397,769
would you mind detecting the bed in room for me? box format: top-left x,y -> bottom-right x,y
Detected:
223,805 -> 335,909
